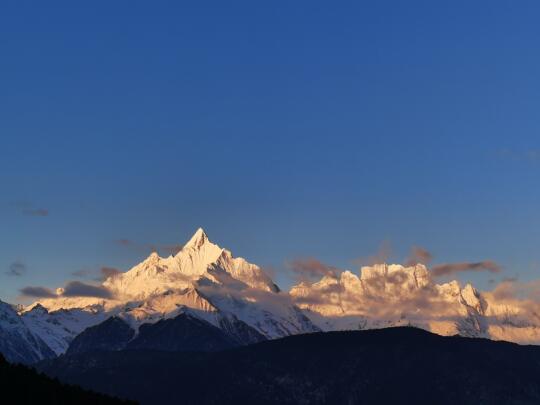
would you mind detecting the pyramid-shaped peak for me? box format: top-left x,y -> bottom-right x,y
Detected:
184,227 -> 210,249
146,251 -> 161,261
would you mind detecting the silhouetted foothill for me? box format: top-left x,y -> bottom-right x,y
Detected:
37,327 -> 540,405
0,350 -> 134,404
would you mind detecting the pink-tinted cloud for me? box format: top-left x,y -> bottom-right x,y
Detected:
431,261 -> 501,277
100,266 -> 122,281
490,279 -> 540,302
288,258 -> 338,281
405,246 -> 433,266
352,241 -> 392,267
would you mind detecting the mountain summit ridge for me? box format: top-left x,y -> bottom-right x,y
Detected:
102,227 -> 277,301
183,227 -> 209,250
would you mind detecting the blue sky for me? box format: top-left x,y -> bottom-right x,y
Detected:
2,1 -> 540,302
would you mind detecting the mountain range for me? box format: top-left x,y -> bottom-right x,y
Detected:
1,228 -> 539,364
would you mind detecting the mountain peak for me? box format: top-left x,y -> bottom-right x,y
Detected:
28,303 -> 49,315
184,228 -> 209,249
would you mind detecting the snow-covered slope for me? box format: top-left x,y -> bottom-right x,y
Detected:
0,301 -> 55,364
21,304 -> 110,355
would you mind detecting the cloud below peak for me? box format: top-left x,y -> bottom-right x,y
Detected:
61,281 -> 113,299
20,281 -> 114,299
20,286 -> 56,298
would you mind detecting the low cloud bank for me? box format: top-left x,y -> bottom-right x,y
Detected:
62,281 -> 113,299
20,281 -> 114,299
20,286 -> 56,298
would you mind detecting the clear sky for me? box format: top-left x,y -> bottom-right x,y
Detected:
2,1 -> 540,303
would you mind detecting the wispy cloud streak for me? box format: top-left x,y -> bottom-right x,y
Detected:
6,261 -> 26,277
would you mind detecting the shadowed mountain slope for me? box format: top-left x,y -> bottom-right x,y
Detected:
67,313 -> 262,355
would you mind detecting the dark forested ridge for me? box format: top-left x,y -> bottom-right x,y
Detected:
0,353 -> 134,405
37,327 -> 540,405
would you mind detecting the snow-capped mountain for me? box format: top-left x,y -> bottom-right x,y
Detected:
20,228 -> 318,357
290,263 -> 540,343
3,228 -> 540,363
104,228 -> 279,301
